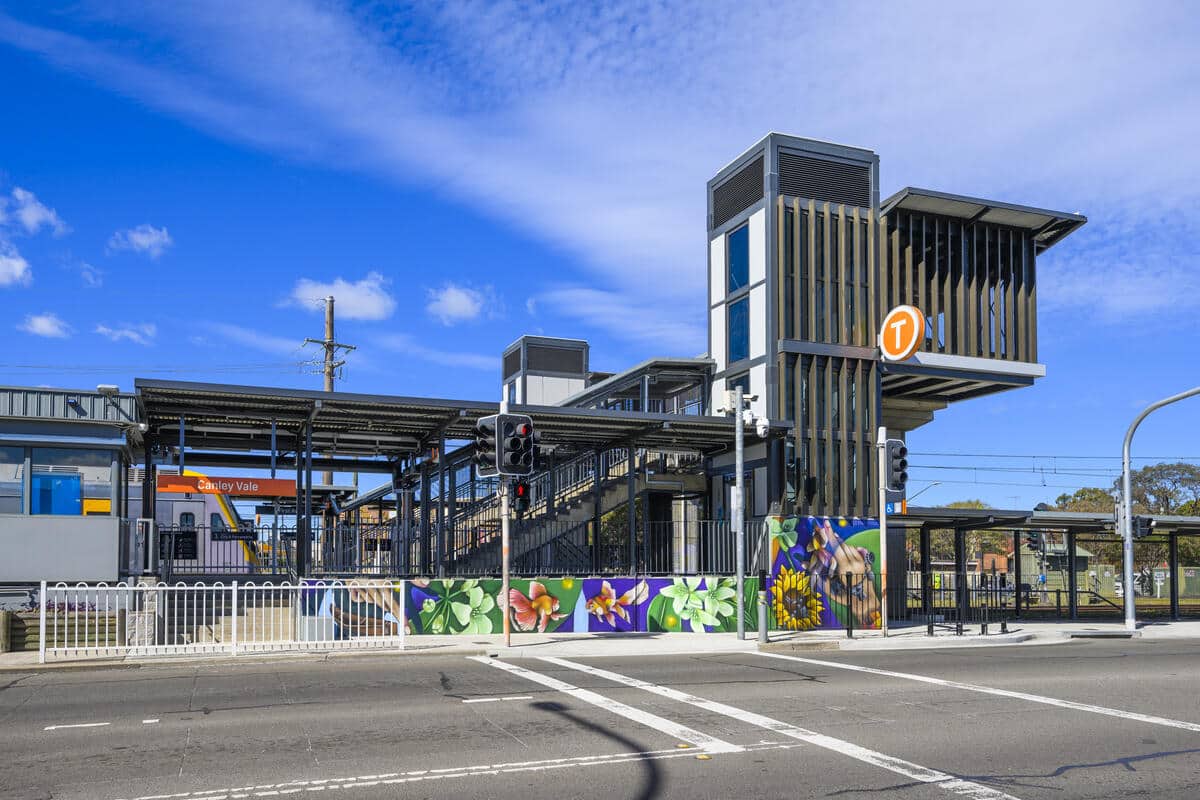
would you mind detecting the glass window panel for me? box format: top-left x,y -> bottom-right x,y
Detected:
727,297 -> 749,363
31,447 -> 112,516
728,224 -> 750,293
727,373 -> 751,396
0,446 -> 23,514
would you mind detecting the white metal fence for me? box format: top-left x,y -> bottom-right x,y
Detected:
39,580 -> 406,662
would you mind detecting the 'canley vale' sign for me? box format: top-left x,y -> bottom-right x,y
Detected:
157,475 -> 297,497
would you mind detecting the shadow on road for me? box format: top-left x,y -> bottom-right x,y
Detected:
531,700 -> 663,800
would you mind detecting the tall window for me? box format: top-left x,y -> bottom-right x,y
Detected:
728,297 -> 749,363
0,446 -> 23,514
727,224 -> 749,294
30,447 -> 112,516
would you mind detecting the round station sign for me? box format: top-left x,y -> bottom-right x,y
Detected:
878,305 -> 925,362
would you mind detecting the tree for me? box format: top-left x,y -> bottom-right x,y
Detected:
1053,487 -> 1114,513
1115,462 -> 1200,515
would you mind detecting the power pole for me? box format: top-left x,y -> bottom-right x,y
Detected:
304,296 -> 357,488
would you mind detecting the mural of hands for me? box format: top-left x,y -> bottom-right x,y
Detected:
806,519 -> 880,629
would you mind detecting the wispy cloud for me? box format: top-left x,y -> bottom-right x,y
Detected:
426,283 -> 499,325
108,223 -> 172,258
19,311 -> 71,338
95,322 -> 157,346
79,261 -> 103,288
536,286 -> 706,355
2,2 -> 1198,334
284,271 -> 395,321
208,322 -> 304,357
380,334 -> 495,371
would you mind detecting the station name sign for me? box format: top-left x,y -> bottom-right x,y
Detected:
157,475 -> 297,497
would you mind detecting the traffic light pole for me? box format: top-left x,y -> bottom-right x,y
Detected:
877,426 -> 889,638
1121,384 -> 1200,632
734,386 -> 746,641
500,398 -> 511,648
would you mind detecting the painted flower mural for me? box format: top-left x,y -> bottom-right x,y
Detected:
586,580 -> 648,628
508,580 -> 566,632
770,566 -> 824,631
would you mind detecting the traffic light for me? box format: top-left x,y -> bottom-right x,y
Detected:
1024,531 -> 1042,551
1133,515 -> 1154,540
513,479 -> 532,515
472,414 -> 499,478
885,439 -> 908,493
498,413 -> 536,476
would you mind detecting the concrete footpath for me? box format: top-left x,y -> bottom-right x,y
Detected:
4,619 -> 1199,671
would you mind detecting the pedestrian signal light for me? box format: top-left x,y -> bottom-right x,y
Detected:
513,479 -> 531,515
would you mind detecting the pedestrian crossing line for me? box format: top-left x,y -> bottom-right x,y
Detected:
754,651 -> 1200,734
540,656 -> 1022,800
468,656 -> 743,754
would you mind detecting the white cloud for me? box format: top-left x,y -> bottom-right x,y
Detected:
6,187 -> 68,236
380,334 -> 495,371
108,224 -> 173,258
426,283 -> 492,325
19,311 -> 70,338
0,242 -> 31,287
209,322 -> 302,356
286,271 -> 396,320
95,322 -> 157,345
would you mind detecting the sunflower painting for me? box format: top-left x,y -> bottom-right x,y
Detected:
770,566 -> 824,631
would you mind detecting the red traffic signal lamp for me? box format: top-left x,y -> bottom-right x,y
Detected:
513,478 -> 532,515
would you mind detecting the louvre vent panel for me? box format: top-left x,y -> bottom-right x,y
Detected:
779,152 -> 871,208
526,345 -> 586,375
712,155 -> 764,230
502,349 -> 522,379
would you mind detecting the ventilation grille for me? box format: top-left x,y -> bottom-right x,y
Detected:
526,345 -> 585,375
502,349 -> 521,379
711,155 -> 764,230
778,152 -> 871,208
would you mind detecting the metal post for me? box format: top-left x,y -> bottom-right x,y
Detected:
302,418 -> 313,577
1067,530 -> 1078,620
177,415 -> 185,474
1169,532 -> 1180,621
734,386 -> 746,640
448,460 -> 457,565
955,529 -> 967,631
436,435 -> 446,578
231,581 -> 238,656
38,580 -> 46,664
501,395 -> 511,648
920,526 -> 932,618
592,450 -> 602,573
1122,385 -> 1200,632
627,446 -> 637,574
876,426 -> 889,636
1013,531 -> 1023,618
757,568 -> 768,643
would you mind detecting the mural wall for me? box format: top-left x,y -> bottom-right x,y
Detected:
768,516 -> 882,631
300,516 -> 881,637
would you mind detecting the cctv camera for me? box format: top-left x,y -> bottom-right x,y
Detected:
97,384 -> 119,396
755,419 -> 770,438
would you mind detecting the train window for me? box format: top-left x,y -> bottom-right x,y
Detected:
179,512 -> 196,530
211,513 -> 227,532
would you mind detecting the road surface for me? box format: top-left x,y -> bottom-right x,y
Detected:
2,639 -> 1199,799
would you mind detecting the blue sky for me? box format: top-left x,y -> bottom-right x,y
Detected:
1,1 -> 1198,509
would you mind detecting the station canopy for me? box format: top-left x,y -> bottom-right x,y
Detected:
895,506 -> 1200,536
136,378 -> 745,473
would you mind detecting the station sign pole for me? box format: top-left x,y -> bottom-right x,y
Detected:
877,426 -> 889,638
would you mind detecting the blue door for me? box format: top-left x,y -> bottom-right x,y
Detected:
32,473 -> 83,515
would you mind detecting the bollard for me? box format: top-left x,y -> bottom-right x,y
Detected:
757,569 -> 768,644
927,618 -> 935,637
844,573 -> 854,639
955,619 -> 963,636
1056,589 -> 1062,619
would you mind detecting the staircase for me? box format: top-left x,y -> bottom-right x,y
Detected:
443,447 -> 706,575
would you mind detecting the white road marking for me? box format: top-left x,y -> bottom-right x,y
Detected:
469,655 -> 743,754
755,651 -> 1200,734
542,656 -> 1021,800
143,719 -> 160,724
111,743 -> 800,800
461,695 -> 533,704
43,722 -> 110,731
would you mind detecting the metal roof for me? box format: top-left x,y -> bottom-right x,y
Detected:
880,187 -> 1086,252
0,385 -> 139,426
135,378 -> 743,462
558,357 -> 713,408
894,506 -> 1200,535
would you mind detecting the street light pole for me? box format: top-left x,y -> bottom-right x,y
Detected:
1121,385 -> 1200,632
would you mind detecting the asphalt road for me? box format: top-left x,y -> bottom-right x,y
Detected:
2,639 -> 1199,800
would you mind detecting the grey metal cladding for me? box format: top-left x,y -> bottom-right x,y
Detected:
526,344 -> 586,375
712,155 -> 764,230
502,349 -> 522,380
778,152 -> 871,208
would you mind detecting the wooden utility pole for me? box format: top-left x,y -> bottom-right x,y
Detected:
304,296 -> 356,488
